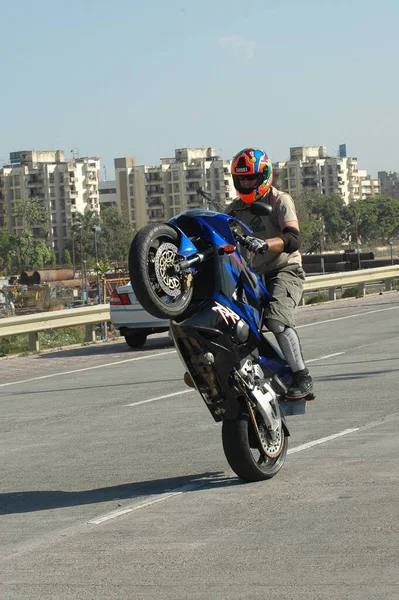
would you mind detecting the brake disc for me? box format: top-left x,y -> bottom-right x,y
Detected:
154,242 -> 181,297
247,400 -> 284,459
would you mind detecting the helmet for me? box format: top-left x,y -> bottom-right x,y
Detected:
231,148 -> 273,204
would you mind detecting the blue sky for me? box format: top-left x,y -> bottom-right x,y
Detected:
1,0 -> 398,178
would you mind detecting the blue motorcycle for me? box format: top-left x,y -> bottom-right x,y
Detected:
128,196 -> 304,482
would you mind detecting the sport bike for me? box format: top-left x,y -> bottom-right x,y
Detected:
128,196 -> 306,482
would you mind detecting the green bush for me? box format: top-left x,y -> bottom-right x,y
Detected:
342,286 -> 359,298
38,326 -> 85,350
0,335 -> 30,356
305,293 -> 329,305
0,326 -> 86,356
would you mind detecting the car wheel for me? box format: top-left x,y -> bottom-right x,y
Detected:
124,332 -> 147,349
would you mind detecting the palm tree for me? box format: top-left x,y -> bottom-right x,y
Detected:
71,210 -> 100,268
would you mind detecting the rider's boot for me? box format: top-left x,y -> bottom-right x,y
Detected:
286,368 -> 314,400
265,318 -> 314,400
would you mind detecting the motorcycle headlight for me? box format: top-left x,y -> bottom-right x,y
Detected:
234,319 -> 250,343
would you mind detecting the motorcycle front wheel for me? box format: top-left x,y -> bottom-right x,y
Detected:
129,223 -> 193,319
222,407 -> 288,483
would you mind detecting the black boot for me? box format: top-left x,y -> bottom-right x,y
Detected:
286,369 -> 314,400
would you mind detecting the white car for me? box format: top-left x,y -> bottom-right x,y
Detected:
110,282 -> 170,348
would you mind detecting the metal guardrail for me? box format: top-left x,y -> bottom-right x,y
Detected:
302,264 -> 399,302
0,305 -> 110,352
0,265 -> 398,352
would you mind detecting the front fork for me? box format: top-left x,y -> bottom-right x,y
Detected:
234,365 -> 286,442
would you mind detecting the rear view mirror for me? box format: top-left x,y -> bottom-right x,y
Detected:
250,202 -> 272,217
230,202 -> 272,219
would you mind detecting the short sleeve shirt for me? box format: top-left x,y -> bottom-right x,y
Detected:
226,187 -> 302,275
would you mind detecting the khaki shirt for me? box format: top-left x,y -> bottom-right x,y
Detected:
226,187 -> 302,275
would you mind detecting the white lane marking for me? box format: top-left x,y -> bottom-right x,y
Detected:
0,350 -> 176,389
88,484 -> 196,525
126,389 -> 194,407
2,303 -> 398,389
124,352 -> 345,407
89,426 -> 361,525
287,428 -> 360,455
297,304 -> 399,328
307,351 -> 345,363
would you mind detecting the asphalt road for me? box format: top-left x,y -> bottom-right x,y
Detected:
0,292 -> 398,600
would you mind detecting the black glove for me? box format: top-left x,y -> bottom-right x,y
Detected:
245,236 -> 269,254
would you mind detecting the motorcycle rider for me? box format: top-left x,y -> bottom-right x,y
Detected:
225,147 -> 313,399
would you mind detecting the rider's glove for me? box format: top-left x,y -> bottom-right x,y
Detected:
245,236 -> 269,254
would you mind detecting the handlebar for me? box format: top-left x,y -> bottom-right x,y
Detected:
234,233 -> 268,255
174,234 -> 266,274
173,248 -> 214,273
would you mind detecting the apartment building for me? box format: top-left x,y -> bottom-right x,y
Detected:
1,150 -> 100,260
99,180 -> 117,208
114,148 -> 235,230
273,146 -> 379,204
0,171 -> 6,229
357,170 -> 381,200
378,171 -> 399,199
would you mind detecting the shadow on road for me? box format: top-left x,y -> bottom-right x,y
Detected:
0,471 -> 242,515
316,368 -> 399,381
310,357 -> 399,368
36,336 -> 175,360
8,378 -> 184,395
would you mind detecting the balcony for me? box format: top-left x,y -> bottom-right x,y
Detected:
147,196 -> 163,207
186,171 -> 202,180
146,186 -> 164,195
27,178 -> 43,187
146,173 -> 163,183
302,179 -> 318,188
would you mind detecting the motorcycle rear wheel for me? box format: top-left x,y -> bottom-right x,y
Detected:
129,223 -> 193,319
222,409 -> 288,482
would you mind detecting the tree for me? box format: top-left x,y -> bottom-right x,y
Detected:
29,241 -> 53,269
13,197 -> 48,232
374,197 -> 399,243
12,198 -> 49,270
98,206 -> 134,264
63,249 -> 73,268
49,250 -> 57,268
306,194 -> 346,247
0,228 -> 15,275
294,190 -> 347,250
64,210 -> 101,266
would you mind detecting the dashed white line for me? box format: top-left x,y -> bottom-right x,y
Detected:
88,426 -> 361,525
126,389 -> 194,407
297,304 -> 399,328
88,484 -> 196,525
0,350 -> 176,388
287,428 -> 360,454
124,352 -> 345,407
1,303 -> 398,389
307,351 -> 345,363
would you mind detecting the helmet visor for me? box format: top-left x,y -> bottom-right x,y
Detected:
236,173 -> 264,191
